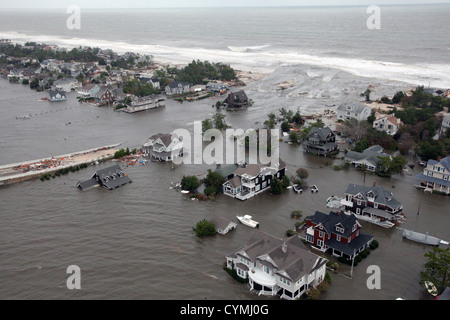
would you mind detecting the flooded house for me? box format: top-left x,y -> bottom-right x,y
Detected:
77,165 -> 132,191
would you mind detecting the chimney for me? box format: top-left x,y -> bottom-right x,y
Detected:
282,242 -> 287,254
338,210 -> 342,215
373,181 -> 376,186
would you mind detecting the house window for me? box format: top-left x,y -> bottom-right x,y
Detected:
336,234 -> 341,242
357,200 -> 361,206
319,231 -> 324,238
317,239 -> 323,247
444,175 -> 449,181
264,266 -> 270,274
356,208 -> 361,214
427,170 -> 433,177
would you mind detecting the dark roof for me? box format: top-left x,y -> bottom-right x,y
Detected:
168,81 -> 190,88
223,90 -> 248,106
49,90 -> 66,99
95,165 -> 132,190
307,127 -> 334,141
307,211 -> 360,238
149,133 -> 173,148
325,233 -> 373,256
76,177 -> 98,191
345,183 -> 403,209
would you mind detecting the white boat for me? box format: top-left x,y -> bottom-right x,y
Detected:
402,229 -> 447,246
237,215 -> 259,228
310,185 -> 318,193
181,190 -> 190,194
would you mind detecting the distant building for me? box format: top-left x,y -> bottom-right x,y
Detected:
414,156 -> 450,195
49,90 -> 67,102
225,231 -> 328,300
206,82 -> 228,93
77,165 -> 132,191
142,133 -> 183,161
165,81 -> 190,95
345,145 -> 390,172
441,115 -> 450,135
54,78 -> 80,92
337,102 -> 371,122
223,90 -> 249,108
373,115 -> 403,135
303,127 -> 338,156
123,95 -> 165,113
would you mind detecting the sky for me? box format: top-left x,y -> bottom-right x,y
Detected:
1,0 -> 450,9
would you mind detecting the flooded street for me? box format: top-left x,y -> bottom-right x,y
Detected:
0,78 -> 448,300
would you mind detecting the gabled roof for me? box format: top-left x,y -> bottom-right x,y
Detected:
345,145 -> 390,166
229,231 -> 326,282
345,183 -> 402,209
337,102 -> 370,114
94,165 -> 132,190
168,80 -> 190,88
307,127 -> 334,141
149,133 -> 174,148
306,211 -> 360,238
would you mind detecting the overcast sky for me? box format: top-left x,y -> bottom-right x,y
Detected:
1,0 -> 450,9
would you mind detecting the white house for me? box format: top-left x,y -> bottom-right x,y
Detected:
165,81 -> 190,95
225,231 -> 328,300
142,132 -> 183,161
337,102 -> 372,122
54,78 -> 80,92
441,115 -> 450,135
373,115 -> 403,135
209,215 -> 237,235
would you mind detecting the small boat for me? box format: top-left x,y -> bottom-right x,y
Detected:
425,281 -> 439,297
293,184 -> 303,193
181,190 -> 190,194
310,185 -> 318,193
237,215 -> 259,228
402,229 -> 445,246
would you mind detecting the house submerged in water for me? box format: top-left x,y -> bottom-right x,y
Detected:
77,165 -> 132,191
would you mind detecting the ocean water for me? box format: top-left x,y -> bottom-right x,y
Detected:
0,5 -> 449,301
0,5 -> 449,87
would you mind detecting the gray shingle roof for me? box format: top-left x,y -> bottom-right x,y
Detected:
345,183 -> 402,209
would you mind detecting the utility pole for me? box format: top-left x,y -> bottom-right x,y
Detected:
350,248 -> 356,278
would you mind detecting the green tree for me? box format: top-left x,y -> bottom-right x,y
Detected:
361,88 -> 371,101
281,175 -> 290,188
203,170 -> 226,195
212,113 -> 228,130
419,247 -> 449,293
270,178 -> 282,194
289,131 -> 300,143
181,175 -> 200,192
193,219 -> 217,237
202,118 -> 213,133
281,121 -> 290,133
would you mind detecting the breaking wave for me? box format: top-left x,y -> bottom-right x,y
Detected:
1,31 -> 449,88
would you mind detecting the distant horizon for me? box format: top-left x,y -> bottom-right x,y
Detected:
1,0 -> 450,10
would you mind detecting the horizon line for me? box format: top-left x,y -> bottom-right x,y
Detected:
2,2 -> 450,10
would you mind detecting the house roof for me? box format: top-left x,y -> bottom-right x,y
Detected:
345,145 -> 389,166
168,80 -> 190,88
345,183 -> 403,209
307,211 -> 360,238
337,102 -> 370,115
229,231 -> 326,282
209,215 -> 237,232
307,127 -> 334,141
95,165 -> 132,190
49,90 -> 66,98
148,133 -> 174,147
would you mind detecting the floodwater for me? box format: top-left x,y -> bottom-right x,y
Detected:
0,79 -> 448,300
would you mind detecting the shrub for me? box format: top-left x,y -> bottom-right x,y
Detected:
193,219 -> 216,237
181,175 -> 200,191
369,240 -> 379,250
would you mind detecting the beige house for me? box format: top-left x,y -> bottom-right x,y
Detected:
414,156 -> 450,194
373,115 -> 403,135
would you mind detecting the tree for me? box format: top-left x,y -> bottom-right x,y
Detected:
296,168 -> 309,180
338,118 -> 371,143
361,88 -> 371,101
193,219 -> 217,237
281,121 -> 290,133
279,107 -> 294,122
367,110 -> 376,124
203,170 -> 226,195
270,178 -> 282,194
181,175 -> 200,192
281,175 -> 290,188
419,247 -> 449,293
29,77 -> 39,89
292,109 -> 303,125
289,131 -> 300,144
376,155 -> 407,176
212,113 -> 228,130
202,118 -> 213,133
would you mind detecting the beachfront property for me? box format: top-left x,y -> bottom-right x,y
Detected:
304,210 -> 373,260
49,90 -> 67,102
340,183 -> 404,227
122,95 -> 165,113
209,215 -> 237,235
206,82 -> 228,93
165,80 -> 190,95
94,85 -> 116,104
303,127 -> 338,156
77,164 -> 132,191
373,115 -> 403,135
336,102 -> 371,122
53,78 -> 80,92
77,83 -> 98,98
344,145 -> 390,172
225,231 -> 328,300
141,132 -> 183,161
222,160 -> 287,200
223,90 -> 249,108
414,156 -> 450,195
